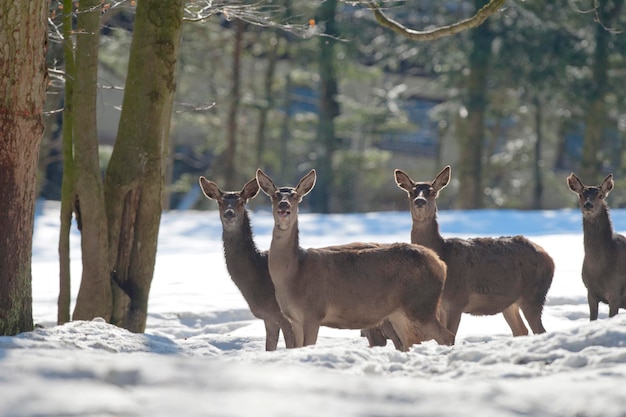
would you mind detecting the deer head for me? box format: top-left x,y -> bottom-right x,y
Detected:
256,169 -> 316,231
394,166 -> 451,221
199,176 -> 259,229
567,173 -> 614,219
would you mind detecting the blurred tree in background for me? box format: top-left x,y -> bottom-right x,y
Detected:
41,0 -> 626,222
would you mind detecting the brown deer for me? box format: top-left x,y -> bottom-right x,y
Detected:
199,176 -> 295,351
394,166 -> 554,337
567,172 -> 626,319
256,168 -> 454,351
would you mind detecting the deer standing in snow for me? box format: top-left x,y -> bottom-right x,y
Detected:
567,172 -> 626,319
256,168 -> 454,351
393,166 -> 554,337
199,176 -> 295,351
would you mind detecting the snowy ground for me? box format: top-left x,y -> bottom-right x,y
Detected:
4,201 -> 626,416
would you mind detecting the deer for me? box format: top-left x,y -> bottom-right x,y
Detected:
256,168 -> 455,351
393,166 -> 554,337
198,176 -> 295,351
567,172 -> 626,320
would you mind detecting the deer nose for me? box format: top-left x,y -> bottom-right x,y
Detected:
278,201 -> 291,211
414,197 -> 427,208
583,201 -> 593,210
224,208 -> 235,219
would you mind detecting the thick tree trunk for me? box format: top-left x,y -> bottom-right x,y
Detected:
0,1 -> 48,335
104,0 -> 184,332
457,0 -> 493,209
311,0 -> 340,213
71,0 -> 113,322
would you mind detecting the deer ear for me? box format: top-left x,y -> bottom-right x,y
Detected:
601,174 -> 614,197
296,169 -> 316,197
241,177 -> 260,201
256,169 -> 277,196
199,177 -> 222,201
566,173 -> 584,194
432,166 -> 451,192
394,170 -> 414,194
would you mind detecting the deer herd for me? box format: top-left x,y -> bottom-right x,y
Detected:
199,166 -> 626,352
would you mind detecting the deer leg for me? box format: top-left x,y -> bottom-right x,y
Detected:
278,316 -> 296,349
386,314 -> 421,352
361,327 -> 388,347
588,292 -> 599,321
302,320 -> 320,346
444,306 -> 463,335
380,320 -> 404,350
291,321 -> 305,348
502,304 -> 529,336
417,319 -> 455,346
264,321 -> 280,351
608,292 -> 621,318
519,302 -> 546,334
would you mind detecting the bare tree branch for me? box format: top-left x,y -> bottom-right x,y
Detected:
362,0 -> 507,41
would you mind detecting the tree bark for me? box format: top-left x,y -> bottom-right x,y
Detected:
311,0 -> 340,213
457,0 -> 493,209
104,0 -> 184,332
71,0 -> 113,322
58,0 -> 76,325
0,1 -> 48,335
224,19 -> 245,190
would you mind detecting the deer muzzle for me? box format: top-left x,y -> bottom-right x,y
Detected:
223,208 -> 236,219
413,197 -> 427,208
277,201 -> 291,217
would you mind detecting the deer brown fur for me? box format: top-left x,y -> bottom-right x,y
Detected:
199,176 -> 295,351
567,172 -> 626,319
256,168 -> 454,351
394,166 -> 554,336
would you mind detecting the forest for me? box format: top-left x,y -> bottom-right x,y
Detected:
2,0 -> 625,335
40,0 -> 626,213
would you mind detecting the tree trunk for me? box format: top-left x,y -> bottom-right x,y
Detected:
224,19 -> 245,190
255,31 -> 280,171
532,96 -> 544,210
311,0 -> 340,213
71,0 -> 113,322
58,0 -> 76,325
457,0 -> 493,209
104,0 -> 184,333
580,0 -> 623,180
0,1 -> 48,335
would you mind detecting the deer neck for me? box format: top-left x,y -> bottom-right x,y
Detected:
582,204 -> 614,253
222,211 -> 264,272
410,213 -> 445,253
268,218 -> 302,283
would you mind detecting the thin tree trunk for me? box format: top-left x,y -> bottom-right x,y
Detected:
224,19 -> 245,190
255,32 -> 280,171
72,0 -> 113,321
104,0 -> 184,332
312,0 -> 340,213
457,0 -> 493,209
58,0 -> 76,325
279,73 -> 292,182
532,96 -> 544,210
0,1 -> 48,335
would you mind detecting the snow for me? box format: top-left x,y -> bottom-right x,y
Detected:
5,201 -> 626,416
